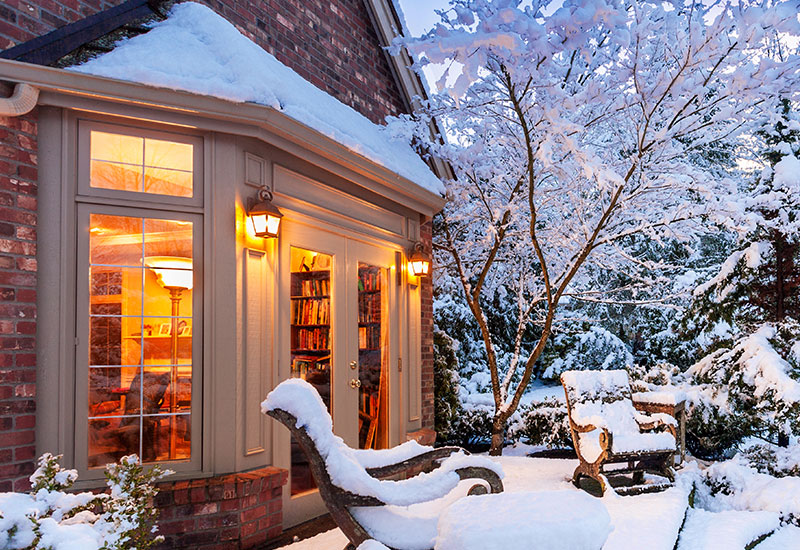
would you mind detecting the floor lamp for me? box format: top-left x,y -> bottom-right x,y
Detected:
144,256 -> 193,460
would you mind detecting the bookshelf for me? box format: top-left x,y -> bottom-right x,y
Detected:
290,269 -> 331,411
357,265 -> 386,449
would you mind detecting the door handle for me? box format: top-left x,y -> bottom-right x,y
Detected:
349,360 -> 357,370
350,379 -> 362,389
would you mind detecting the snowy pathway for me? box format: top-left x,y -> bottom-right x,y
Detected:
275,456 -> 691,550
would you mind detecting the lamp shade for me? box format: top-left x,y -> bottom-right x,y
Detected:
248,193 -> 283,238
144,256 -> 194,290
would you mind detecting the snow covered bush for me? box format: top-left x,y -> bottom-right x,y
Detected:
696,446 -> 800,526
540,325 -> 632,382
0,453 -> 170,550
511,398 -> 572,450
447,406 -> 496,449
685,322 -> 800,455
740,443 -> 800,478
434,331 -> 462,443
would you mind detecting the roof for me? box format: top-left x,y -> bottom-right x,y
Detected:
0,0 -> 445,197
0,0 -> 171,67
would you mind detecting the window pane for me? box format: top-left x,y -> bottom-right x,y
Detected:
289,246 -> 332,496
358,264 -> 389,450
89,131 -> 193,197
145,138 -> 193,171
88,213 -> 194,467
143,168 -> 192,197
91,161 -> 143,193
90,131 -> 143,165
90,215 -> 143,266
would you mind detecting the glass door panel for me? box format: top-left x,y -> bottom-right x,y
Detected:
357,263 -> 389,450
289,246 -> 332,495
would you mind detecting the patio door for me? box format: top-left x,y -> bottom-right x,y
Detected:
278,219 -> 399,525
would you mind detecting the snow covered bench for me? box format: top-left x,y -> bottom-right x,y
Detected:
561,370 -> 677,496
262,379 -> 504,550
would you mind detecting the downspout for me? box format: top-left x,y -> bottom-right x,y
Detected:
0,82 -> 39,116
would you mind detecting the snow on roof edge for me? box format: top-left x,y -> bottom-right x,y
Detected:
68,2 -> 444,197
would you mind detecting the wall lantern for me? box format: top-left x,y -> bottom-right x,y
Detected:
408,242 -> 430,278
248,187 -> 283,238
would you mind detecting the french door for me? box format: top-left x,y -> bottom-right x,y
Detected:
277,220 -> 399,525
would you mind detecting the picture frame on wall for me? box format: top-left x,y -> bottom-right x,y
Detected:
180,325 -> 192,336
158,323 -> 171,336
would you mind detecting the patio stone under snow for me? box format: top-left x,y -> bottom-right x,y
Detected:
277,455 -> 692,550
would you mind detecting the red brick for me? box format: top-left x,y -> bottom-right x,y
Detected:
1,430 -> 34,446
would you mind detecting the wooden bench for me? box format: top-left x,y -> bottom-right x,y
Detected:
561,370 -> 677,496
262,378 -> 504,550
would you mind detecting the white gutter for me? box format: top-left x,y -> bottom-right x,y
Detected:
0,82 -> 39,116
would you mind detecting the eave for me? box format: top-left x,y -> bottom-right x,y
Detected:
0,58 -> 446,218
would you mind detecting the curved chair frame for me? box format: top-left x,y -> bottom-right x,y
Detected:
561,373 -> 677,496
267,408 -> 503,550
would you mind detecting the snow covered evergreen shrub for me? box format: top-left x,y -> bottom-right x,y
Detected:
433,331 -> 461,443
511,398 -> 572,449
448,406 -> 495,449
686,322 -> 800,445
101,455 -> 170,550
740,443 -> 800,478
0,453 -> 170,550
696,448 -> 800,527
540,325 -> 633,382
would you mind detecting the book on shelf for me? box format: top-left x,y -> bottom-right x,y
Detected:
358,268 -> 380,292
291,296 -> 330,325
294,328 -> 329,350
358,293 -> 380,323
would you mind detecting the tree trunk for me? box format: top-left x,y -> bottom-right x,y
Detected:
775,231 -> 786,323
489,414 -> 506,456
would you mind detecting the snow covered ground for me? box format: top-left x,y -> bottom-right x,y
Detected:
276,454 -> 691,550
275,452 -> 798,550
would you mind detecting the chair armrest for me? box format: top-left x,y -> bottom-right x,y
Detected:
571,421 -> 598,433
365,447 -> 462,478
634,412 -> 677,438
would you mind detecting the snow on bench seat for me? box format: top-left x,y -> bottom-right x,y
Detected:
562,370 -> 676,462
262,379 -> 502,507
435,491 -> 612,550
676,509 -> 780,550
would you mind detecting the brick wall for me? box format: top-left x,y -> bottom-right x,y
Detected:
155,466 -> 287,550
0,0 -> 407,125
0,103 -> 38,493
420,220 -> 434,431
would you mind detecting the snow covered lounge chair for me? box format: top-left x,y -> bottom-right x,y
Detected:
561,370 -> 678,496
262,378 -> 504,550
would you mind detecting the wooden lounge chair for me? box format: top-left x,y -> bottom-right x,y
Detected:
262,378 -> 504,550
560,369 -> 677,496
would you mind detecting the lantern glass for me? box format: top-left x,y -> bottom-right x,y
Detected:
248,196 -> 282,238
409,258 -> 430,277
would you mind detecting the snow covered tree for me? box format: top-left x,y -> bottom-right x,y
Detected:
393,0 -> 800,454
675,102 -> 800,455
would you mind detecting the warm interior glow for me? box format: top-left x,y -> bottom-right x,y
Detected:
249,212 -> 281,238
144,256 -> 194,290
90,131 -> 193,197
409,258 -> 430,277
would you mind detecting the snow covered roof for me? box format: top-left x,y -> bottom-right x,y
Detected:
69,2 -> 444,196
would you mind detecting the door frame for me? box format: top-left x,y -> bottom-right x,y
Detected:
275,213 -> 404,526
